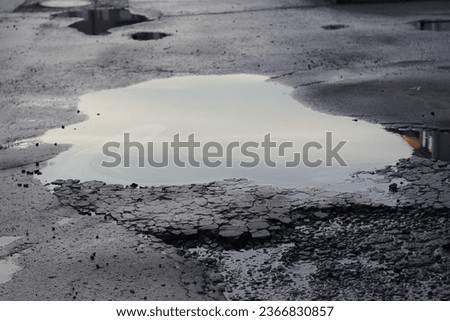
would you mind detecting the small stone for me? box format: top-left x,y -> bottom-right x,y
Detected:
122,213 -> 136,220
198,223 -> 219,231
181,229 -> 198,236
209,273 -> 224,284
389,183 -> 398,192
51,179 -> 65,186
194,198 -> 207,206
219,228 -> 244,239
275,216 -> 292,224
216,283 -> 226,293
247,220 -> 270,230
251,229 -> 271,239
313,211 -> 329,220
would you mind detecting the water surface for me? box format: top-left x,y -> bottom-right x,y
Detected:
414,20 -> 450,32
55,8 -> 148,35
0,236 -> 22,248
0,236 -> 23,284
39,74 -> 412,188
41,1 -> 90,8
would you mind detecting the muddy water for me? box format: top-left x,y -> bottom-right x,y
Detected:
38,74 -> 412,188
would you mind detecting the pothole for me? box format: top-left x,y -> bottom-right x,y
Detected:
130,31 -> 170,41
54,8 -> 149,35
40,0 -> 91,8
414,19 -> 450,31
35,74 -> 413,188
322,24 -> 349,30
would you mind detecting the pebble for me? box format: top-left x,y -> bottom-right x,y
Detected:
312,211 -> 329,220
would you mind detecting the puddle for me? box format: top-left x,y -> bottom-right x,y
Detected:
0,257 -> 22,284
41,0 -> 91,8
388,128 -> 450,161
414,20 -> 450,32
54,8 -> 148,35
130,31 -> 170,41
322,24 -> 348,30
0,236 -> 23,284
0,236 -> 22,248
36,74 -> 413,188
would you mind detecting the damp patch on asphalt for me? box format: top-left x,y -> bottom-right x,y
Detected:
54,8 -> 149,35
130,31 -> 170,41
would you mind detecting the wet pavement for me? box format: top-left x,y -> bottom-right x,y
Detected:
1,0 -> 450,301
